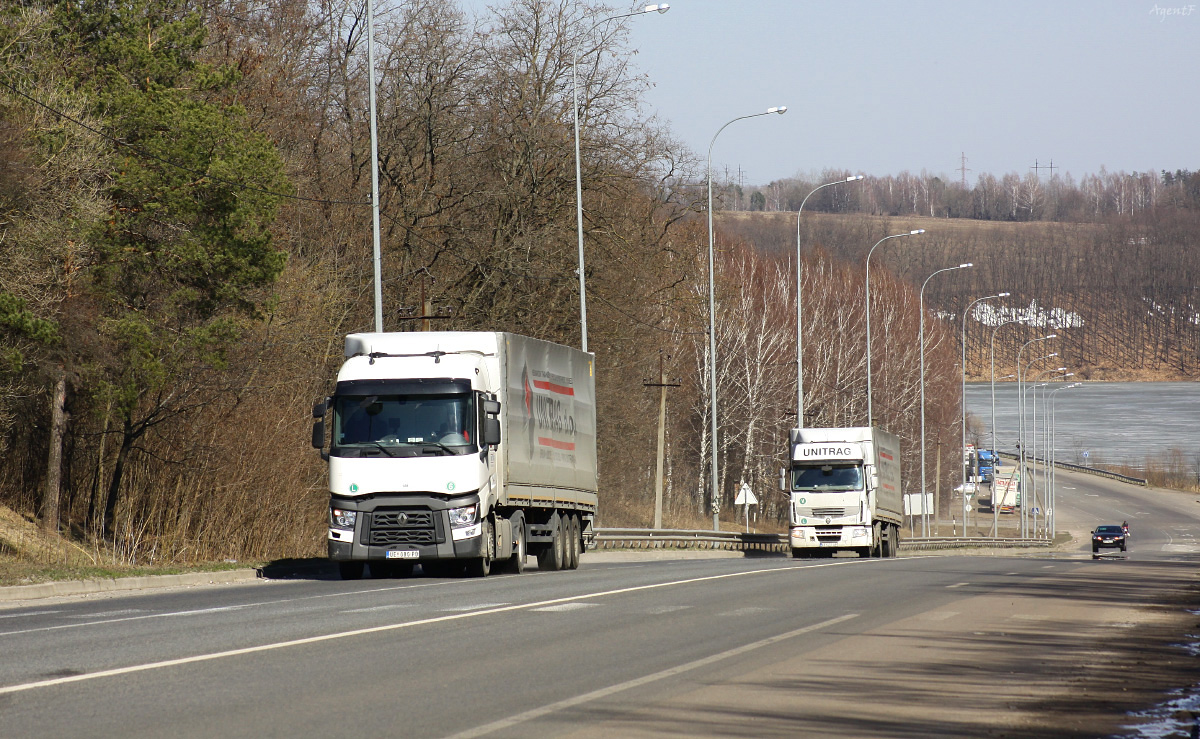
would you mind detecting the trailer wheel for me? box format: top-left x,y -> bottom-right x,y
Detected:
467,518 -> 494,577
566,515 -> 581,570
338,561 -> 364,580
537,514 -> 565,571
503,516 -> 526,574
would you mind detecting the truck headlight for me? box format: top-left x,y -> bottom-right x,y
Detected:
448,504 -> 478,528
330,508 -> 357,530
852,527 -> 869,538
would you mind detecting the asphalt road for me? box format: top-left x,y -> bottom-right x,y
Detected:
1,468 -> 1198,738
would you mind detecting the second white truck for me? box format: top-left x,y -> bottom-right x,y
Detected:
782,426 -> 902,558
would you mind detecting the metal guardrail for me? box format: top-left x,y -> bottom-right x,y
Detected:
593,528 -> 787,553
996,451 -> 1148,486
903,537 -> 1052,551
592,528 -> 1053,553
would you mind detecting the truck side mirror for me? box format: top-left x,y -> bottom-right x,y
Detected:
483,417 -> 501,447
311,419 -> 325,450
779,467 -> 787,492
312,400 -> 327,419
481,396 -> 501,446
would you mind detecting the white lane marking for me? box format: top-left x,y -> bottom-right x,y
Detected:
441,603 -> 510,612
341,605 -> 414,614
531,603 -> 596,613
68,610 -> 145,619
0,610 -> 62,620
946,583 -> 970,589
441,613 -> 860,739
0,560 -> 870,696
720,606 -> 771,617
648,606 -> 691,615
0,580 -> 454,638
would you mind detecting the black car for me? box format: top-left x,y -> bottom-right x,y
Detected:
1092,525 -> 1127,556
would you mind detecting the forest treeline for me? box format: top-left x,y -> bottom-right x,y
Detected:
1,0 -> 1195,564
736,167 -> 1200,222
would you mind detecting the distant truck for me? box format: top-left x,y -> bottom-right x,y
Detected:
993,470 -> 1020,513
977,449 -> 1001,483
782,427 -> 902,558
311,332 -> 597,579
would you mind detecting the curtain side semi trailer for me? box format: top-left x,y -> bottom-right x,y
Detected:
312,332 -> 597,579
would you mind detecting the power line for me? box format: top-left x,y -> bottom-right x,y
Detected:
0,78 -> 369,207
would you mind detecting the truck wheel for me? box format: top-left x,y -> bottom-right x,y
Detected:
537,514 -> 565,571
467,519 -> 495,577
338,561 -> 364,580
791,548 -> 809,559
566,515 -> 581,570
503,516 -> 526,574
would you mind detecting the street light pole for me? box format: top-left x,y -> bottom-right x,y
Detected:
1015,337 -> 1057,536
987,317 -> 1018,536
919,263 -> 971,537
865,229 -> 925,427
960,292 -> 1009,535
707,105 -> 787,532
573,4 -> 669,353
1048,382 -> 1080,539
796,175 -> 863,426
366,0 -> 383,331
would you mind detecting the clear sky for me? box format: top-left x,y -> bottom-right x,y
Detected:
621,0 -> 1199,186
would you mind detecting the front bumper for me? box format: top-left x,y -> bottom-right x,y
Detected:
327,493 -> 483,562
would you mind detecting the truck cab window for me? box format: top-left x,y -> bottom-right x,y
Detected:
333,392 -> 475,455
792,464 -> 863,492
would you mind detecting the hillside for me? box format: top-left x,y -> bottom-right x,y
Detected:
720,211 -> 1200,382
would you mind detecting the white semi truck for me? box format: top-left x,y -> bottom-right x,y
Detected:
782,427 -> 903,558
311,332 -> 597,579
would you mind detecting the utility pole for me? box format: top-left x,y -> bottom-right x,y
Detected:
959,152 -> 971,189
644,352 -> 680,529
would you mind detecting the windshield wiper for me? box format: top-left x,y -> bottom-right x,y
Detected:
419,441 -> 456,455
365,442 -> 397,457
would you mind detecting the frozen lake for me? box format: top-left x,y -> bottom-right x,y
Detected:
964,381 -> 1200,471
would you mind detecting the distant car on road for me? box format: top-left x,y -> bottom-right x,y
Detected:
1092,525 -> 1127,557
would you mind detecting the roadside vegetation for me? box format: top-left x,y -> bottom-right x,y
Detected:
2,0 -> 1197,577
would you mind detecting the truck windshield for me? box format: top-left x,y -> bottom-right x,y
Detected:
333,392 -> 474,455
792,464 -> 863,492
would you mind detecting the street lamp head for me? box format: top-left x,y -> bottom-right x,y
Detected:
910,229 -> 925,235
997,292 -> 1011,297
644,3 -> 670,13
1044,333 -> 1058,339
959,263 -> 973,268
846,175 -> 864,182
767,106 -> 788,114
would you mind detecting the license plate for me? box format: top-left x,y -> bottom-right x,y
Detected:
385,550 -> 419,559
819,541 -> 841,547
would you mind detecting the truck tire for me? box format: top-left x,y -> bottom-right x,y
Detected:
537,514 -> 565,571
467,518 -> 494,577
502,516 -> 526,574
338,561 -> 365,580
566,515 -> 581,570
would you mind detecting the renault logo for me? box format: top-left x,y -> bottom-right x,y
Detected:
825,517 -> 832,524
396,512 -> 409,524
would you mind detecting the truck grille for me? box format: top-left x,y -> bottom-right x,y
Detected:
808,507 -> 849,518
365,508 -> 438,546
814,527 -> 843,542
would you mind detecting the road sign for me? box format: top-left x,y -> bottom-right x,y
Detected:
734,483 -> 758,506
